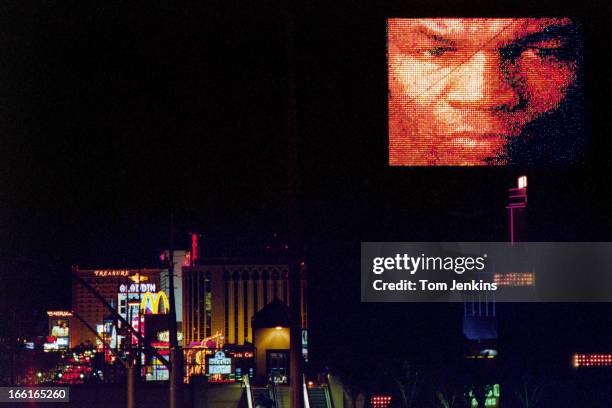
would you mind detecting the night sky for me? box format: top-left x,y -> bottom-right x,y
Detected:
2,0 -> 612,382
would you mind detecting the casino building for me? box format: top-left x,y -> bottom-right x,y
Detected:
70,249 -> 308,385
70,267 -> 164,348
181,257 -> 308,384
182,257 -> 308,347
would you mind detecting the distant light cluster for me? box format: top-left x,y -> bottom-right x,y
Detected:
493,273 -> 535,287
371,395 -> 392,408
573,354 -> 612,367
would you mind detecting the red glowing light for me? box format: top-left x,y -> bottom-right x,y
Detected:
191,233 -> 199,262
573,353 -> 612,368
370,395 -> 392,408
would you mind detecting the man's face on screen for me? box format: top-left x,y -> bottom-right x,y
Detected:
388,18 -> 579,166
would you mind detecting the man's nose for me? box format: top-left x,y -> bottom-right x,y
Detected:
445,51 -> 520,111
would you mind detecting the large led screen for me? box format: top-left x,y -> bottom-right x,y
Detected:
387,18 -> 584,166
50,318 -> 70,338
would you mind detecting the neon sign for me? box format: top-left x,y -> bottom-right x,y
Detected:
47,311 -> 72,317
208,351 -> 232,375
119,283 -> 157,293
94,270 -> 130,277
140,291 -> 170,314
157,331 -> 184,343
191,233 -> 199,261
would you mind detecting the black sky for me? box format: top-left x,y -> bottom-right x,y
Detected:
2,0 -> 612,378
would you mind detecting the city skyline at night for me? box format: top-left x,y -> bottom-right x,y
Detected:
3,0 -> 612,406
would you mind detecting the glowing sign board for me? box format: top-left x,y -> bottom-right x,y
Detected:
46,312 -> 70,350
47,311 -> 72,317
94,270 -> 130,277
50,320 -> 69,338
208,351 -> 232,375
56,337 -> 69,346
119,283 -> 157,293
140,291 -> 170,314
129,274 -> 149,283
302,330 -> 308,362
157,331 -> 183,343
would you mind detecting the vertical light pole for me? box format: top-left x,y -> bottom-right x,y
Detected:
168,215 -> 183,408
127,362 -> 135,408
285,2 -> 304,405
10,309 -> 16,386
288,256 -> 304,408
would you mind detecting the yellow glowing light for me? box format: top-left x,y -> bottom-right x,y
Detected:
275,326 -> 283,330
130,274 -> 149,283
493,273 -> 535,287
140,291 -> 170,314
94,270 -> 129,277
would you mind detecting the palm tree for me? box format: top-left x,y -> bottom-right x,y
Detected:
395,361 -> 419,408
512,377 -> 543,408
436,390 -> 458,408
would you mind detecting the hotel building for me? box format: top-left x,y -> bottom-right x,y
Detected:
70,267 -> 163,348
181,258 -> 308,347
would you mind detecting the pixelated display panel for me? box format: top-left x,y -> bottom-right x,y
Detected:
50,318 -> 70,338
388,18 -> 583,166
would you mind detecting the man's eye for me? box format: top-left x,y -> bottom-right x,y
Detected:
423,46 -> 456,57
501,41 -> 568,62
533,47 -> 562,58
526,39 -> 564,58
500,44 -> 523,61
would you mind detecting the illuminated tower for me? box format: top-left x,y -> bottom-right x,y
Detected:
458,177 -> 530,408
462,177 -> 527,346
506,175 -> 528,243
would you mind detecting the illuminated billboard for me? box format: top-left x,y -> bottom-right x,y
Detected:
47,311 -> 71,350
50,319 -> 70,338
387,18 -> 583,166
208,351 -> 232,375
